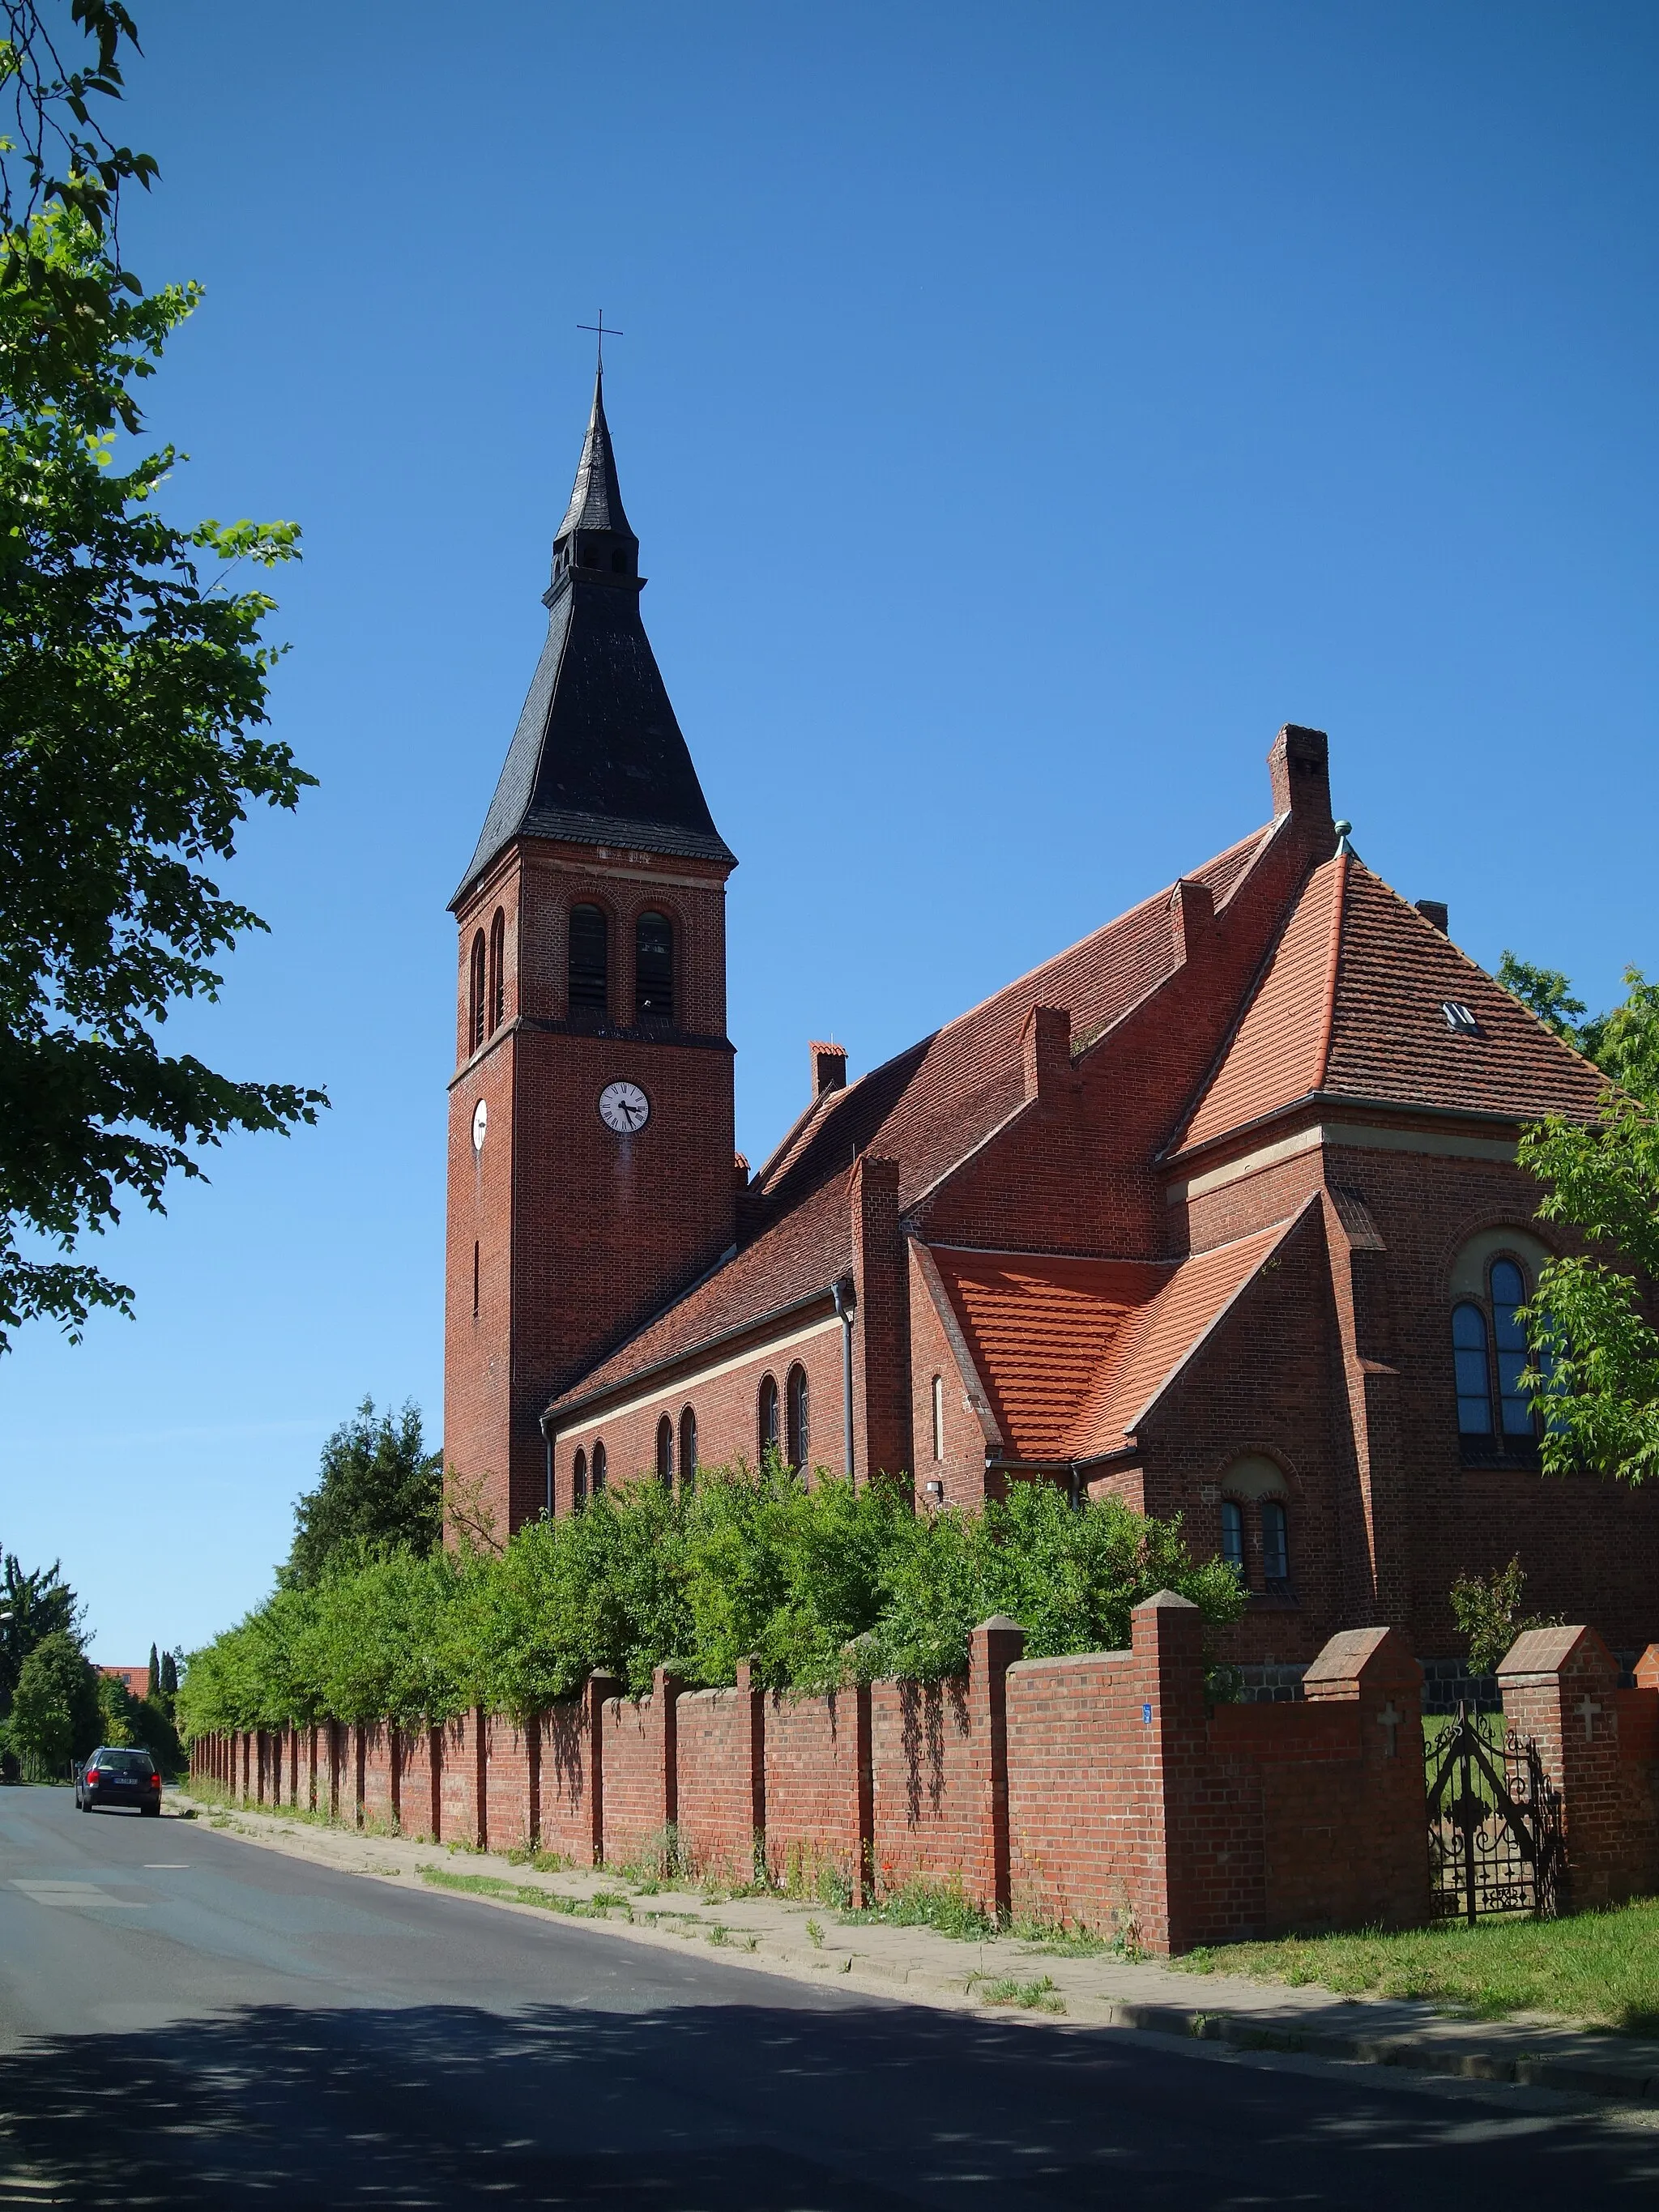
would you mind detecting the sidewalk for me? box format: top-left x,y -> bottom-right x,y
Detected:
175,1790 -> 1659,2110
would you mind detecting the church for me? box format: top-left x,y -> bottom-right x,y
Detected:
445,374 -> 1658,1682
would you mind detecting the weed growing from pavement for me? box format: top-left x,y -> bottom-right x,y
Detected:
842,1875 -> 995,1941
970,1974 -> 1065,2013
419,1868 -> 628,1920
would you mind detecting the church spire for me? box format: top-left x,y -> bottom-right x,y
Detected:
547,369 -> 638,599
452,373 -> 734,908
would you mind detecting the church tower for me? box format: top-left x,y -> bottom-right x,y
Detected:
444,373 -> 738,1536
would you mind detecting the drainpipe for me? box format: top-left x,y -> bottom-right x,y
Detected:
539,1416 -> 554,1520
830,1275 -> 856,1485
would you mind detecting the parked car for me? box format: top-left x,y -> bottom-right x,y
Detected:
75,1748 -> 162,1817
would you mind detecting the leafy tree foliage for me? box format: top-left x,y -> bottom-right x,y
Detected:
5,1626 -> 100,1774
1448,1554 -> 1560,1678
1497,957 -> 1659,1483
284,1400 -> 445,1589
177,1460 -> 1246,1737
0,1545 -> 79,1713
0,2 -> 322,1348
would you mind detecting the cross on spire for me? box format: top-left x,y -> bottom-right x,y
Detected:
578,309 -> 624,373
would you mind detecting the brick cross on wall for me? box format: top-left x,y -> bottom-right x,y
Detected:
1376,1702 -> 1401,1758
1577,1694 -> 1602,1742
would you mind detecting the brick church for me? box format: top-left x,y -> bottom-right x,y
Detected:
446,373 -> 1658,1678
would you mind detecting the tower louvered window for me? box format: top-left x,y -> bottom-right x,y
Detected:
569,904 -> 608,1014
636,912 -> 674,1023
488,910 -> 505,1033
468,931 -> 487,1052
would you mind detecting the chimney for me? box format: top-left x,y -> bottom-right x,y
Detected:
1022,1006 -> 1072,1103
1169,876 -> 1214,965
812,1042 -> 847,1097
1414,899 -> 1448,936
1268,723 -> 1333,829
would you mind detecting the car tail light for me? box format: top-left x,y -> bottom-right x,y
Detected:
150,1775 -> 160,1789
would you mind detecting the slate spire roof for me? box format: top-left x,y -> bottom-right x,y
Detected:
453,373 -> 735,908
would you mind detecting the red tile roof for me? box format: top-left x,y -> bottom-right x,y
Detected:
1174,855 -> 1606,1159
1064,1217 -> 1300,1459
552,823 -> 1278,1413
928,1248 -> 1174,1461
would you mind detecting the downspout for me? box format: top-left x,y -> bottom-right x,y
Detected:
830,1275 -> 856,1485
539,1414 -> 554,1520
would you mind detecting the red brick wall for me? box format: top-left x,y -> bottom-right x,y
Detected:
871,1677 -> 982,1896
436,1711 -> 483,1851
483,1716 -> 535,1856
764,1686 -> 869,1900
361,1726 -> 395,1831
1501,1627 -> 1659,1908
599,1680 -> 674,1865
676,1673 -> 762,1882
538,1692 -> 601,1865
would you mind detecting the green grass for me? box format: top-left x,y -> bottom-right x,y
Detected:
419,1868 -> 626,1920
971,1973 -> 1065,2014
841,1874 -> 996,1941
1175,1899 -> 1659,2034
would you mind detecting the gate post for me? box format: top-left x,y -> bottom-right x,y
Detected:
1303,1624 -> 1429,1929
1498,1626 -> 1631,1910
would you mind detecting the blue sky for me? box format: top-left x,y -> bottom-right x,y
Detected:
3,2 -> 1654,1664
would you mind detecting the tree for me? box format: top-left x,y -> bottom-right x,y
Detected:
144,1640 -> 158,1699
1448,1555 -> 1560,1678
0,1546 -> 79,1713
0,2 -> 323,1349
6,1627 -> 100,1775
159,1646 -> 177,1701
1497,957 -> 1659,1484
284,1400 -> 444,1589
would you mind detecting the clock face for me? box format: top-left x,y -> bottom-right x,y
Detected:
471,1099 -> 488,1153
598,1080 -> 650,1135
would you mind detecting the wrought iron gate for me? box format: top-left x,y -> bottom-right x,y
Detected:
1425,1705 -> 1563,1924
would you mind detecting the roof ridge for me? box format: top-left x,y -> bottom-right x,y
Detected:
1314,849 -> 1349,1092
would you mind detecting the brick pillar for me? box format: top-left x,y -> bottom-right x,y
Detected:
653,1666 -> 684,1837
587,1672 -> 620,1867
849,1153 -> 912,1481
1303,1623 -> 1428,1929
326,1720 -> 343,1822
240,1731 -> 251,1805
526,1711 -> 541,1852
851,1680 -> 876,1907
1320,1185 -> 1410,1628
969,1615 -> 1026,1918
390,1726 -> 403,1833
473,1707 -> 489,1852
1499,1625 -> 1627,1909
1131,1591 -> 1207,1954
353,1724 -> 367,1831
736,1657 -> 767,1873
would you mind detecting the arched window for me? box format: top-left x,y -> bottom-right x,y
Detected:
468,931 -> 487,1052
931,1375 -> 945,1462
655,1413 -> 675,1487
1219,1499 -> 1245,1576
488,909 -> 505,1034
786,1365 -> 809,1472
569,903 -> 608,1015
592,1440 -> 608,1493
635,911 -> 674,1023
757,1374 -> 779,1462
680,1406 -> 697,1492
1452,1302 -> 1493,1435
1260,1500 -> 1290,1588
573,1448 -> 587,1510
1450,1247 -> 1543,1463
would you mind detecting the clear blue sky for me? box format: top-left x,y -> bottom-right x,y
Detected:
3,2 -> 1654,1664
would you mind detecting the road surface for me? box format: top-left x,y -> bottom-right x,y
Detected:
0,1784 -> 1652,2206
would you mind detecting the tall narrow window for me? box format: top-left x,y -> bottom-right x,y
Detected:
1491,1259 -> 1533,1436
569,903 -> 608,1014
635,911 -> 674,1023
468,931 -> 487,1052
786,1365 -> 809,1472
471,1240 -> 480,1319
1452,1303 -> 1493,1434
757,1374 -> 779,1462
680,1407 -> 697,1492
573,1448 -> 587,1510
592,1441 -> 608,1493
655,1414 -> 675,1486
1260,1500 -> 1290,1587
1219,1499 -> 1245,1577
488,909 -> 505,1033
931,1375 -> 945,1462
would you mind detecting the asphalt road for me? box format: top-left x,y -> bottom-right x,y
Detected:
0,1785 -> 1653,2208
